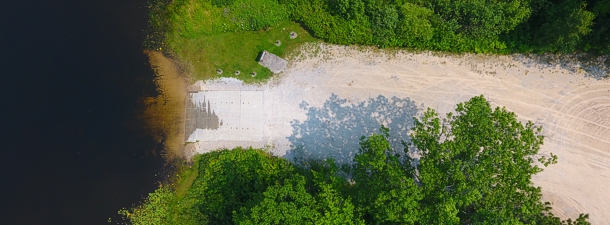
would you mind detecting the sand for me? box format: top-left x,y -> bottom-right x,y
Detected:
188,44 -> 610,223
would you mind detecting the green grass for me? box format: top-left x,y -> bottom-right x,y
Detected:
171,160 -> 199,199
164,158 -> 207,224
167,21 -> 318,83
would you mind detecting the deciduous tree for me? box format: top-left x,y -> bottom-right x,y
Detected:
350,127 -> 422,224
411,95 -> 563,224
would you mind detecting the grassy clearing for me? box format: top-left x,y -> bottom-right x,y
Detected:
167,21 -> 318,83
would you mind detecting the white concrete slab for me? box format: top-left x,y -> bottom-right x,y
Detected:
186,91 -> 263,143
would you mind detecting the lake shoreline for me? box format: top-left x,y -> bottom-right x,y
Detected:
142,50 -> 190,161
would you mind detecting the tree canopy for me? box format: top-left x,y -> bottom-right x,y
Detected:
412,95 -> 555,224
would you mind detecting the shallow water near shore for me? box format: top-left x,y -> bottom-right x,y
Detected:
141,50 -> 189,161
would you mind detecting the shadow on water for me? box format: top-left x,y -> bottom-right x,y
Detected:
286,94 -> 420,165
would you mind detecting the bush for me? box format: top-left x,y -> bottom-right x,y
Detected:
166,0 -> 288,39
223,0 -> 289,31
119,186 -> 173,225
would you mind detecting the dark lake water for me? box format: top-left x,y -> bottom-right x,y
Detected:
0,0 -> 166,224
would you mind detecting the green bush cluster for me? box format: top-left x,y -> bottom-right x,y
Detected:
501,0 -> 600,53
165,0 -> 288,38
280,0 -> 607,54
122,96 -> 591,225
119,187 -> 174,225
280,0 -> 483,51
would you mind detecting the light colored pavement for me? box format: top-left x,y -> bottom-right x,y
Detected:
186,91 -> 264,150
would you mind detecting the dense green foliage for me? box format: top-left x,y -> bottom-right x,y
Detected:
166,0 -> 288,37
119,187 -> 174,224
280,0 -> 608,53
122,96 -> 591,224
413,96 -> 555,224
502,0 -> 598,53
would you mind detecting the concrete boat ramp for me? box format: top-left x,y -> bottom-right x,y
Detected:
185,82 -> 266,153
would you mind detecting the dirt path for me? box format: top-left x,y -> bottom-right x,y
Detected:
191,44 -> 610,223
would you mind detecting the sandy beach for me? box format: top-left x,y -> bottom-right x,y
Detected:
185,44 -> 609,223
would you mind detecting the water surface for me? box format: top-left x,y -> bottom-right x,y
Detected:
0,0 -> 166,224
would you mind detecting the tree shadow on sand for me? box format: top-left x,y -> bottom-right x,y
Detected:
511,53 -> 609,80
286,94 -> 420,165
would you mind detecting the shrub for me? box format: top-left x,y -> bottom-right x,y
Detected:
119,186 -> 173,225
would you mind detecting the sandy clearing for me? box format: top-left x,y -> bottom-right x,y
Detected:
189,44 -> 610,223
